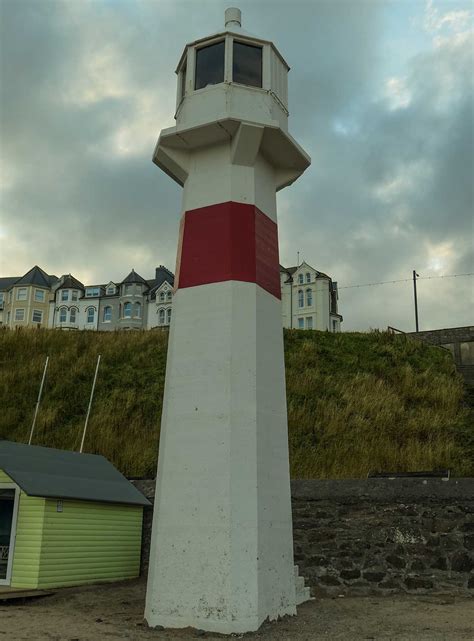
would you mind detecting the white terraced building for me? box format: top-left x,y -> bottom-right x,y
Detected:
0,262 -> 341,332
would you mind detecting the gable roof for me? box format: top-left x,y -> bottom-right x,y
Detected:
0,441 -> 150,507
121,269 -> 149,286
56,274 -> 85,291
0,276 -> 21,291
13,265 -> 58,289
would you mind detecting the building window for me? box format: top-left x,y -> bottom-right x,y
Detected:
233,41 -> 262,88
106,285 -> 116,295
306,288 -> 312,306
123,302 -> 132,318
306,272 -> 311,283
167,308 -> 172,324
32,309 -> 43,324
160,292 -> 165,301
34,289 -> 45,302
167,291 -> 172,301
298,274 -> 304,284
103,306 -> 112,322
298,317 -> 304,329
298,290 -> 304,308
17,288 -> 27,301
61,289 -> 69,301
124,284 -> 133,295
306,316 -> 313,330
195,40 -> 225,90
72,290 -> 78,301
135,302 -> 142,318
86,287 -> 100,297
87,307 -> 95,323
180,59 -> 187,101
159,309 -> 165,324
70,308 -> 77,323
15,308 -> 25,321
59,307 -> 67,323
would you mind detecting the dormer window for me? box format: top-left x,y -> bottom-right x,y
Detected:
233,41 -> 262,88
106,285 -> 116,295
195,41 -> 225,90
298,274 -> 304,284
159,292 -> 165,302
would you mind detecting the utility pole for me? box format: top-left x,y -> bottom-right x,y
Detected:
413,270 -> 419,332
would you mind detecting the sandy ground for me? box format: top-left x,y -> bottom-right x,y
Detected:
0,579 -> 472,641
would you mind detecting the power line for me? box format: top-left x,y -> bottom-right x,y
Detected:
338,272 -> 473,290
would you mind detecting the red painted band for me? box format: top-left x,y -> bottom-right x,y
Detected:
175,201 -> 281,299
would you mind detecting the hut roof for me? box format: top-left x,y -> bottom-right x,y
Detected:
0,441 -> 150,507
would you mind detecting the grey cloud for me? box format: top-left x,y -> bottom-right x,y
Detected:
0,0 -> 472,330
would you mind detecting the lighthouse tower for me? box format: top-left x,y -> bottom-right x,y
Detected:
145,8 -> 311,634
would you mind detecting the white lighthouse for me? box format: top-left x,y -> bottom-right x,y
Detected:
145,8 -> 311,634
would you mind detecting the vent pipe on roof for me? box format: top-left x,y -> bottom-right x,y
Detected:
225,7 -> 241,28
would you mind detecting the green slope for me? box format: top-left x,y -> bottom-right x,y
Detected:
0,328 -> 471,478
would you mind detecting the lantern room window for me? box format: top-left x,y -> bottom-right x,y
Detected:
233,41 -> 262,88
195,41 -> 225,90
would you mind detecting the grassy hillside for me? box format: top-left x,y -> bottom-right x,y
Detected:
0,328 -> 471,478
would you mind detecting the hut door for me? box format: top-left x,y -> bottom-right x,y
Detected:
0,485 -> 19,586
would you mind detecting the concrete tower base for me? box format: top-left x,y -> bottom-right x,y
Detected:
145,281 -> 300,634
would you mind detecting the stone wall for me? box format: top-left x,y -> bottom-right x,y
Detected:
133,478 -> 474,596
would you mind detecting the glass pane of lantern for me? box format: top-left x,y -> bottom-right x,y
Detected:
195,41 -> 225,90
233,41 -> 262,88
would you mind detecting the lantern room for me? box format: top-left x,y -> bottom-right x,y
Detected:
173,7 -> 290,132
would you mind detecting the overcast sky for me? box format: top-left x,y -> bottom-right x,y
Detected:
0,0 -> 472,331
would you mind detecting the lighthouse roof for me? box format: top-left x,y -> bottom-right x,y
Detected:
175,11 -> 289,74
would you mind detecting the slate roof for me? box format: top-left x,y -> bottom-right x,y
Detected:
12,266 -> 58,289
121,269 -> 149,286
0,276 -> 21,291
0,441 -> 150,507
148,266 -> 175,300
56,274 -> 85,291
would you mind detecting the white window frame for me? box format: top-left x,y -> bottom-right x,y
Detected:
34,289 -> 45,302
16,288 -> 27,301
86,287 -> 99,298
61,290 -> 69,302
14,308 -> 25,321
69,307 -> 77,323
159,292 -> 165,302
135,302 -> 142,318
298,290 -> 304,308
71,290 -> 78,302
103,306 -> 112,322
298,317 -> 304,329
106,286 -> 116,295
0,483 -> 20,586
306,272 -> 311,283
306,288 -> 312,306
167,308 -> 172,324
306,316 -> 313,330
32,309 -> 43,323
59,307 -> 67,323
298,274 -> 304,284
123,302 -> 132,318
159,308 -> 165,324
87,307 -> 95,324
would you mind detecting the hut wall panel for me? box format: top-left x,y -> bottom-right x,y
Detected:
38,499 -> 143,588
10,493 -> 46,588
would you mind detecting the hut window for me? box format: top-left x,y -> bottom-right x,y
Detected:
233,41 -> 262,88
195,41 -> 225,90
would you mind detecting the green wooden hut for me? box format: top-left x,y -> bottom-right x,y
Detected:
0,441 -> 150,589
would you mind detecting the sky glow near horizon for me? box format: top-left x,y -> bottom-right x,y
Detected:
0,0 -> 472,331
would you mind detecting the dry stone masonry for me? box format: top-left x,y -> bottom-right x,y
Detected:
134,478 -> 474,596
